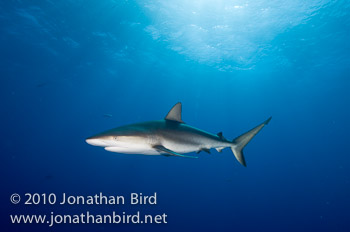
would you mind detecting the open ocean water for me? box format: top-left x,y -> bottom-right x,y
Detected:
1,0 -> 349,232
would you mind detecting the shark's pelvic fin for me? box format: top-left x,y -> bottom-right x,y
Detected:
154,145 -> 197,158
196,148 -> 211,154
231,117 -> 272,167
165,102 -> 184,123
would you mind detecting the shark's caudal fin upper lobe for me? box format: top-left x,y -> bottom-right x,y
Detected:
231,117 -> 272,167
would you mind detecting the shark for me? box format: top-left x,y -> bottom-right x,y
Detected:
86,102 -> 271,166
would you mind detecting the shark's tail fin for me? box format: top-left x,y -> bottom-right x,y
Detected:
231,117 -> 271,167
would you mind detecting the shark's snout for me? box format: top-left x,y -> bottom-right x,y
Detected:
86,136 -> 108,147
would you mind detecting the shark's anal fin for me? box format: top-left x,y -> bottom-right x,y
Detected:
215,147 -> 225,153
165,102 -> 184,123
154,145 -> 197,158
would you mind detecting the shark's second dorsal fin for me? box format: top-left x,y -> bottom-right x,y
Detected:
165,102 -> 184,123
217,132 -> 227,141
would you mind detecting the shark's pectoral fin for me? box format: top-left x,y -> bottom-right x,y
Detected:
165,102 -> 184,123
153,145 -> 198,158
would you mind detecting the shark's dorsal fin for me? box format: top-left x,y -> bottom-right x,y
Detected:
165,102 -> 184,123
217,132 -> 227,141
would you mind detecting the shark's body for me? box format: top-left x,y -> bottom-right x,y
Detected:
86,103 -> 271,166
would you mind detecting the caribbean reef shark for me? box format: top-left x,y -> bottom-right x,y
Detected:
86,103 -> 271,166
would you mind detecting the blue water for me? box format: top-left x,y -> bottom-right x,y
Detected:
1,1 -> 349,231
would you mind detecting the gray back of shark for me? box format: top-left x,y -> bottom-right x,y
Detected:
86,102 -> 271,166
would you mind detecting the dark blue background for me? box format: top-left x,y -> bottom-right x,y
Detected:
1,1 -> 349,231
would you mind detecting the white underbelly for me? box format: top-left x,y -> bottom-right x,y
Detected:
104,146 -> 160,155
161,142 -> 199,154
